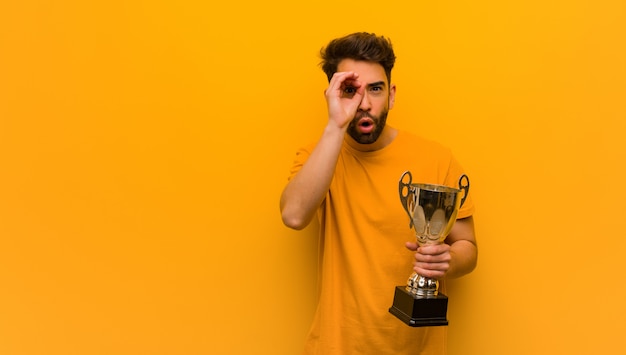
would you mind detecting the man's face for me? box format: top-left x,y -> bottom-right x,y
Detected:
337,59 -> 396,144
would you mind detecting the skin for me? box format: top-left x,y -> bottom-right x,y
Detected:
280,59 -> 477,280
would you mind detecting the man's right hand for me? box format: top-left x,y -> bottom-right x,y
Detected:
281,72 -> 364,230
324,71 -> 364,130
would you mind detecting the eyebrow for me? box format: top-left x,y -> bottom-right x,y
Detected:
366,81 -> 386,88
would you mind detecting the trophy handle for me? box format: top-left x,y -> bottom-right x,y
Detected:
458,174 -> 470,208
399,171 -> 414,228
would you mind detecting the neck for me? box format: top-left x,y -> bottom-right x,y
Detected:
345,126 -> 398,152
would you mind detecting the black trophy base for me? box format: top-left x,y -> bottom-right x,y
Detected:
389,286 -> 449,327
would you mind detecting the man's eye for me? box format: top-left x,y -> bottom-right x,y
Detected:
344,86 -> 357,94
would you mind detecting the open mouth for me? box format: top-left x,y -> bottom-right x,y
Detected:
357,117 -> 375,134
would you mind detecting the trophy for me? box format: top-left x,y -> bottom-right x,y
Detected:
389,171 -> 470,327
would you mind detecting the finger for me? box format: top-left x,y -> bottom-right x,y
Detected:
413,251 -> 451,263
413,266 -> 448,279
405,241 -> 419,251
414,262 -> 450,273
413,262 -> 450,278
417,244 -> 450,256
328,71 -> 356,87
327,72 -> 361,95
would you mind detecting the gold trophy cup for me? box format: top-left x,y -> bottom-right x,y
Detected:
389,171 -> 469,327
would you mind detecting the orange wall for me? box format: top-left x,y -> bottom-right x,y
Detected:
1,1 -> 625,354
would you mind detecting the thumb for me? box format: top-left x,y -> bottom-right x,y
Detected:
405,241 -> 418,251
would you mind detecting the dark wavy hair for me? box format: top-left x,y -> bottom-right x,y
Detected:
320,32 -> 396,83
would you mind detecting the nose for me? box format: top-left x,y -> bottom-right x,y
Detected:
358,92 -> 371,111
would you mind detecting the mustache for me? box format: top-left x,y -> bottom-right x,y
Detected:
355,112 -> 375,120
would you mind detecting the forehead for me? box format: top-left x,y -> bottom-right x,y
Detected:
337,59 -> 388,85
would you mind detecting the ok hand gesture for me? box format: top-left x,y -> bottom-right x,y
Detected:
324,71 -> 364,130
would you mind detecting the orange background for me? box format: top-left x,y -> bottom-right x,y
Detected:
1,1 -> 625,354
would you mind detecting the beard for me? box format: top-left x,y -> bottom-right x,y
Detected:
346,107 -> 389,144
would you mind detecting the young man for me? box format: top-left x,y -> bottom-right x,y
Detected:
280,32 -> 477,355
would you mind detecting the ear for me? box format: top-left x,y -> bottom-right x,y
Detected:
388,84 -> 397,109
